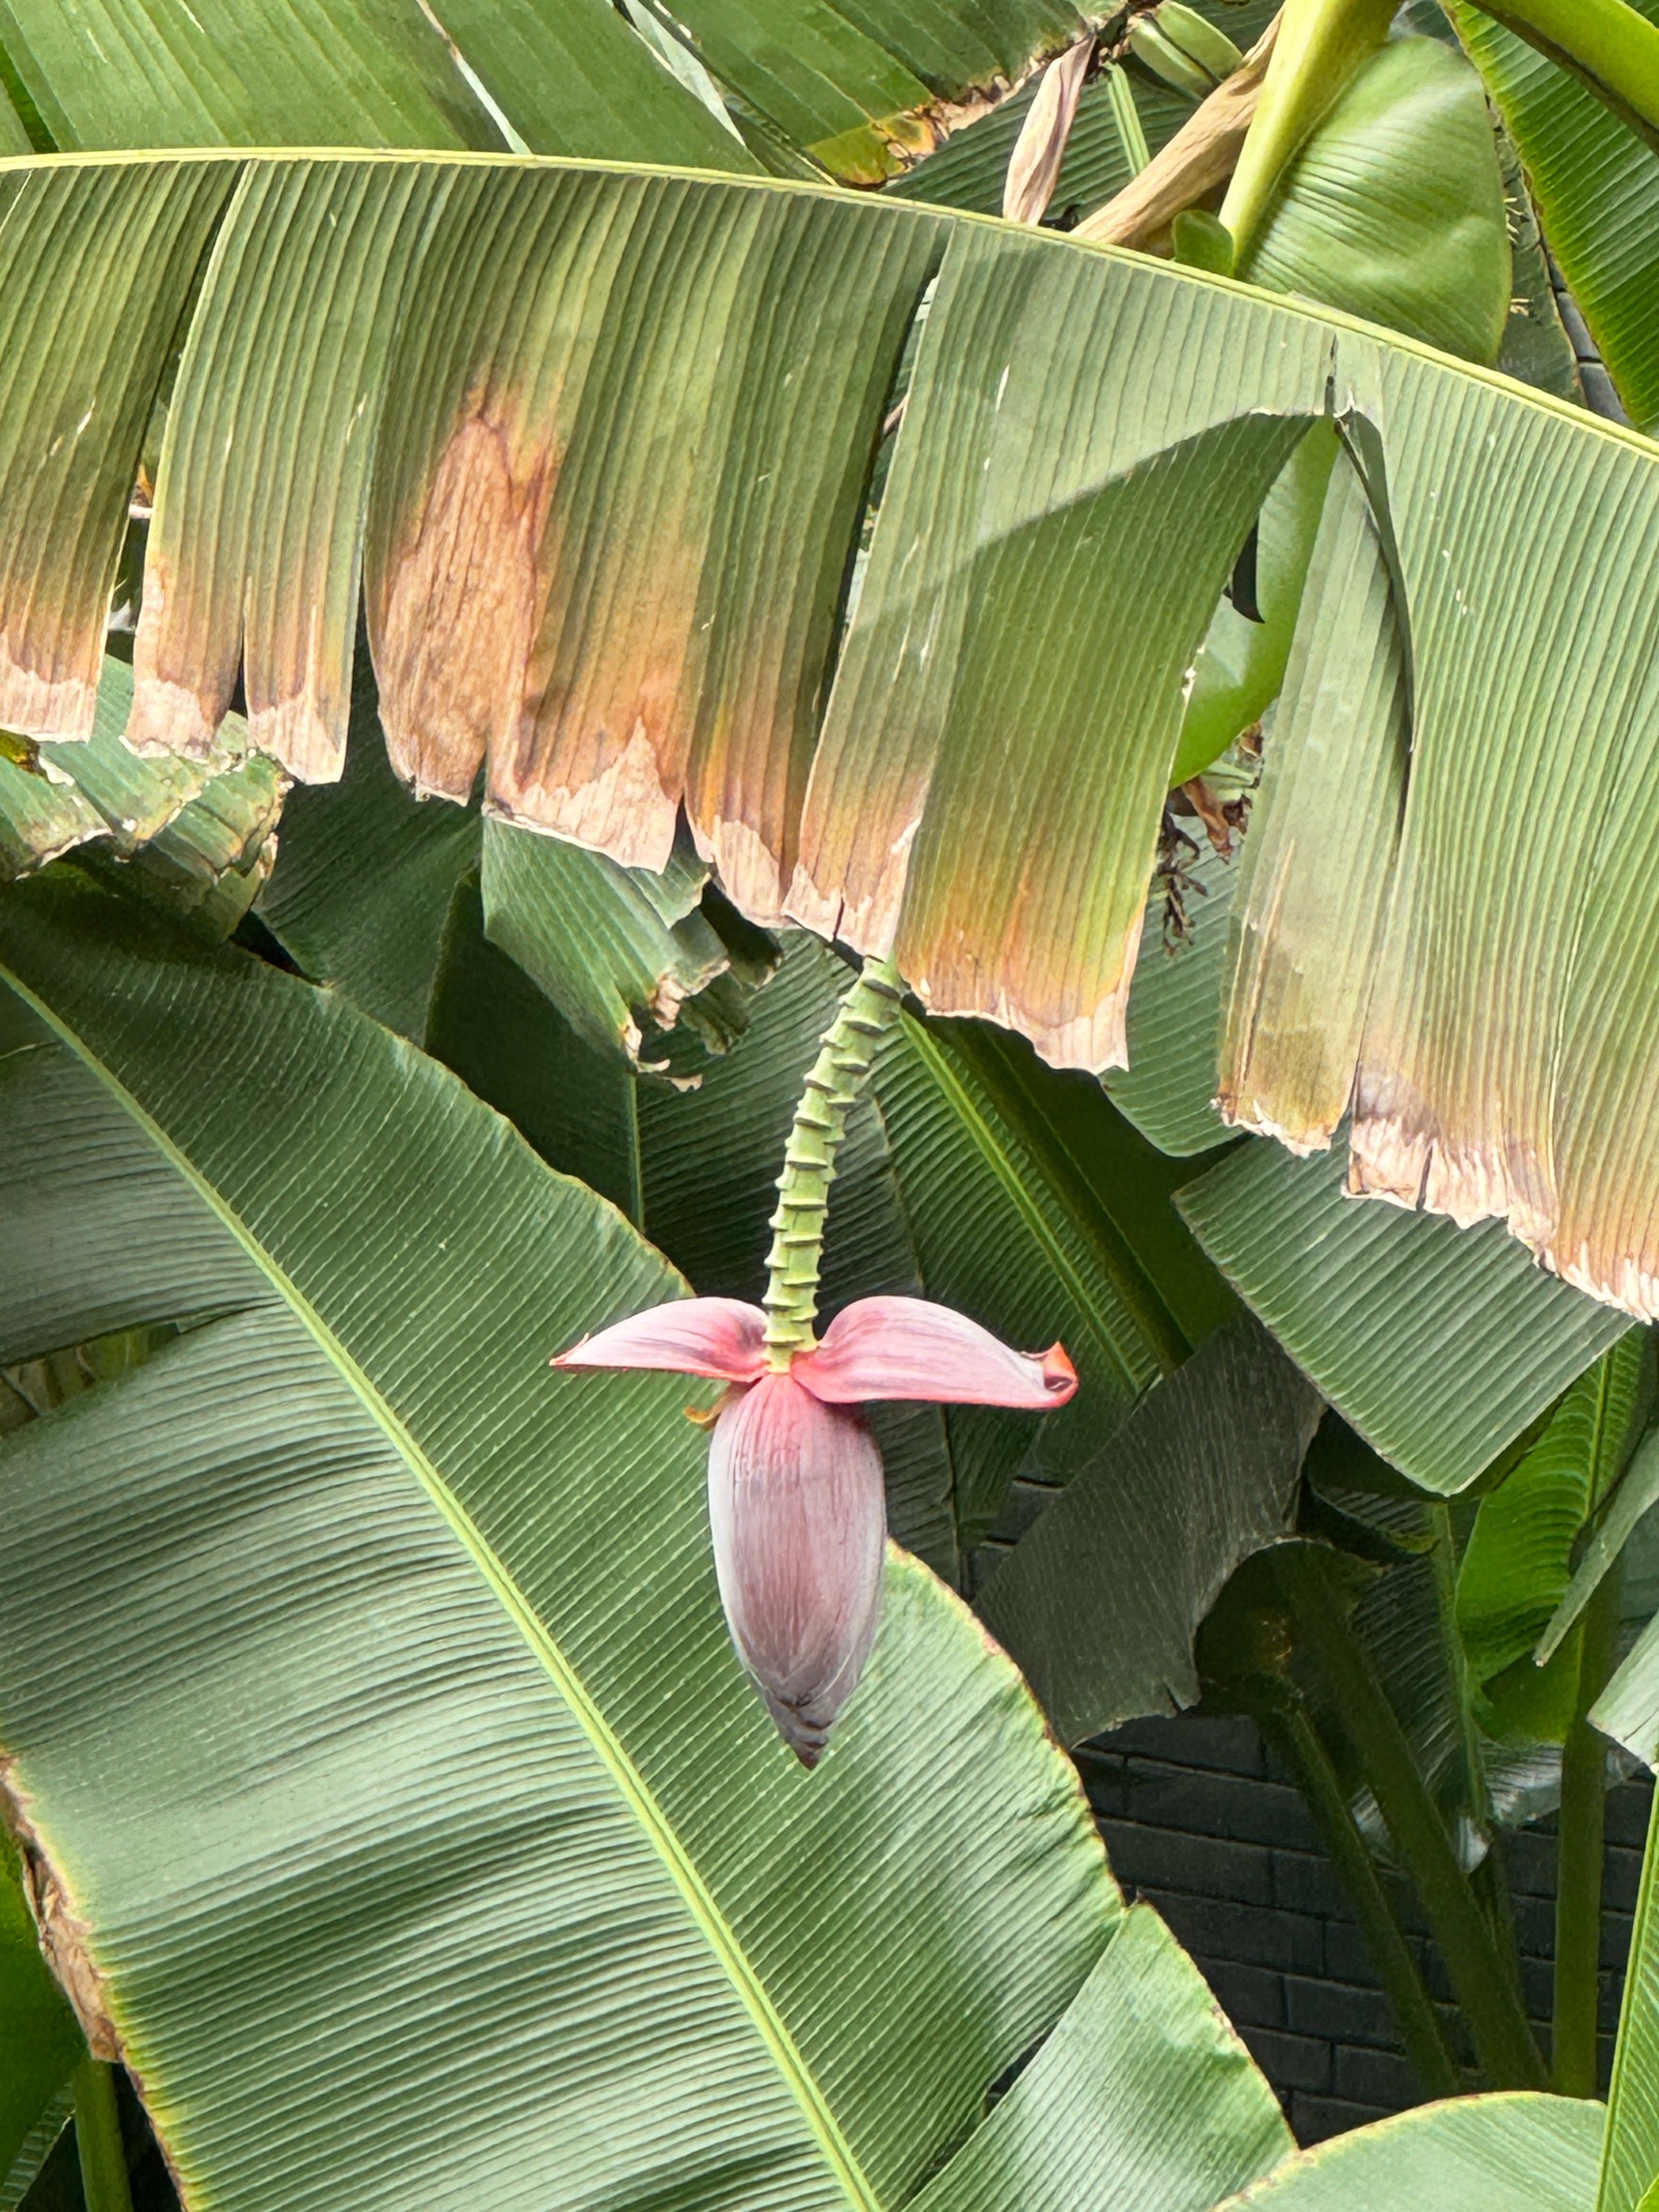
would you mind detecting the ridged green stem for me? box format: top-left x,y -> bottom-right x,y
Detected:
72,2060 -> 132,2212
762,956 -> 906,1365
1555,1568 -> 1622,2097
1271,1546 -> 1547,2089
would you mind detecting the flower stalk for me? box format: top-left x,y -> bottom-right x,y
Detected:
552,952 -> 1076,1763
761,954 -> 906,1368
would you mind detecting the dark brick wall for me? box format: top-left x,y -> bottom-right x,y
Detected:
1076,1710 -> 1653,2144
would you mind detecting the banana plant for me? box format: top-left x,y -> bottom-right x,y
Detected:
0,867 -> 1299,2211
11,4 -> 1659,2207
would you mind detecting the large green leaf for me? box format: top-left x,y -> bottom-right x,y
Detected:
614,0 -> 1084,185
1458,1334 -> 1653,1683
1101,835 -> 1239,1159
0,159 -> 233,739
1237,34 -> 1510,365
1217,442 -> 1408,1150
1455,0 -> 1659,431
976,1320 -> 1322,1744
911,1903 -> 1290,2212
0,0 -> 757,168
0,0 -> 501,149
423,873 -> 644,1223
16,152 -> 1659,1318
1177,1139 -> 1630,1492
1212,2093 -> 1603,2212
256,677 -> 482,1042
0,871 -> 1162,2212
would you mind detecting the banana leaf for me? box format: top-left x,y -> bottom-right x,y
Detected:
12,152 -> 1659,1329
1211,2092 -> 1604,2211
910,1902 -> 1290,2212
0,0 -> 757,169
1455,0 -> 1659,430
0,868 -> 1304,2212
1459,1335 -> 1653,1685
1178,1139 -> 1629,1492
1237,33 -> 1509,362
976,1318 -> 1322,1744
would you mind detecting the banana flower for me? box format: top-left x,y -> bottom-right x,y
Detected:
553,1295 -> 1076,1765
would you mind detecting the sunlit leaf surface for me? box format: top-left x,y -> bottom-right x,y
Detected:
6,152 -> 1659,1317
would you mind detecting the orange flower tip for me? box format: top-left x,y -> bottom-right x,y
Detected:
1042,1342 -> 1078,1399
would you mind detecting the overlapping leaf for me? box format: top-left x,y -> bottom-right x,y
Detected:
1459,1334 -> 1653,1685
14,151 -> 1659,1319
621,0 -> 1085,184
1455,0 -> 1659,430
1213,2093 -> 1603,2212
1237,34 -> 1510,363
0,873 -> 1152,2212
977,1320 -> 1321,1744
910,1904 -> 1290,2212
1218,443 -> 1409,1151
0,0 -> 755,168
1178,1139 -> 1630,1492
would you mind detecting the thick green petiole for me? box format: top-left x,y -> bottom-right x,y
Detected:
72,2060 -> 133,2212
1250,1688 -> 1462,2099
1553,1569 -> 1622,2097
761,955 -> 906,1365
1271,1546 -> 1548,2090
1218,0 -> 1395,256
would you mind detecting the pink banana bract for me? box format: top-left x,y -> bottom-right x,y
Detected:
552,1296 -> 1076,1766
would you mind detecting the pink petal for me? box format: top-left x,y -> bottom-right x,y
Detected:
708,1372 -> 886,1767
793,1296 -> 1078,1410
551,1296 -> 769,1383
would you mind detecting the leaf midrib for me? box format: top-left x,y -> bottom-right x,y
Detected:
0,956 -> 880,2212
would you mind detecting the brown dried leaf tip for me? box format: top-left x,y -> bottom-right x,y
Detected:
1,1755 -> 122,2061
